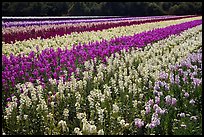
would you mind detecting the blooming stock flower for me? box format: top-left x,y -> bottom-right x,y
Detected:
2,15 -> 202,135
135,118 -> 144,128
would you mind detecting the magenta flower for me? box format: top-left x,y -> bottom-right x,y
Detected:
2,19 -> 202,101
6,98 -> 11,102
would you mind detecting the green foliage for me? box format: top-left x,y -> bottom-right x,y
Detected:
2,2 -> 202,16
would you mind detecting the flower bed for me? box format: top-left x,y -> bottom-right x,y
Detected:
2,22 -> 202,135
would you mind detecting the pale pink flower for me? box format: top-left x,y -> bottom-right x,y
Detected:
171,98 -> 177,106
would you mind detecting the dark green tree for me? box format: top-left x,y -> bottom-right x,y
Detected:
1,2 -> 202,16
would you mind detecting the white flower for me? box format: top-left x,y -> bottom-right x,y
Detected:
178,113 -> 185,117
63,108 -> 69,117
119,119 -> 126,126
113,104 -> 119,113
189,99 -> 195,104
51,102 -> 55,107
190,116 -> 197,121
77,112 -> 86,120
58,120 -> 68,132
180,123 -> 187,128
24,115 -> 28,120
74,127 -> 82,135
89,125 -> 97,134
98,129 -> 104,135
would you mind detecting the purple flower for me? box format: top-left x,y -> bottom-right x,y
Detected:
149,123 -> 156,129
153,104 -> 160,111
164,83 -> 169,91
154,84 -> 160,91
150,113 -> 160,126
134,118 -> 144,128
192,78 -> 202,86
171,98 -> 177,106
182,76 -> 188,83
184,92 -> 189,98
170,73 -> 174,84
145,105 -> 151,114
155,107 -> 162,114
147,99 -> 154,106
159,72 -> 168,80
155,96 -> 160,104
153,118 -> 160,126
160,109 -> 166,115
178,68 -> 184,75
6,98 -> 11,102
2,19 -> 202,101
165,95 -> 172,105
153,90 -> 159,96
175,75 -> 180,84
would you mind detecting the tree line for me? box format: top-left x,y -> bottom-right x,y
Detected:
2,2 -> 202,16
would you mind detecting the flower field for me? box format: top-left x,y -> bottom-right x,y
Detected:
2,15 -> 202,135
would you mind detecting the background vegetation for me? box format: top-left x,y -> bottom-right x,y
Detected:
2,2 -> 202,16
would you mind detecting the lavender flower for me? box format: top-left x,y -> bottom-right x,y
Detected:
155,96 -> 160,104
147,99 -> 154,106
154,84 -> 160,91
150,113 -> 160,127
184,92 -> 189,98
149,123 -> 156,129
171,98 -> 177,106
153,90 -> 159,96
159,72 -> 168,80
145,105 -> 151,114
175,75 -> 180,84
170,72 -> 174,84
134,118 -> 144,128
165,95 -> 172,105
192,78 -> 202,86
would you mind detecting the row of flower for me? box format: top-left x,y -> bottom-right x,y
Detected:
2,15 -> 199,44
2,16 -> 202,56
2,16 -> 122,22
2,16 -> 175,28
2,19 -> 202,109
2,24 -> 202,134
